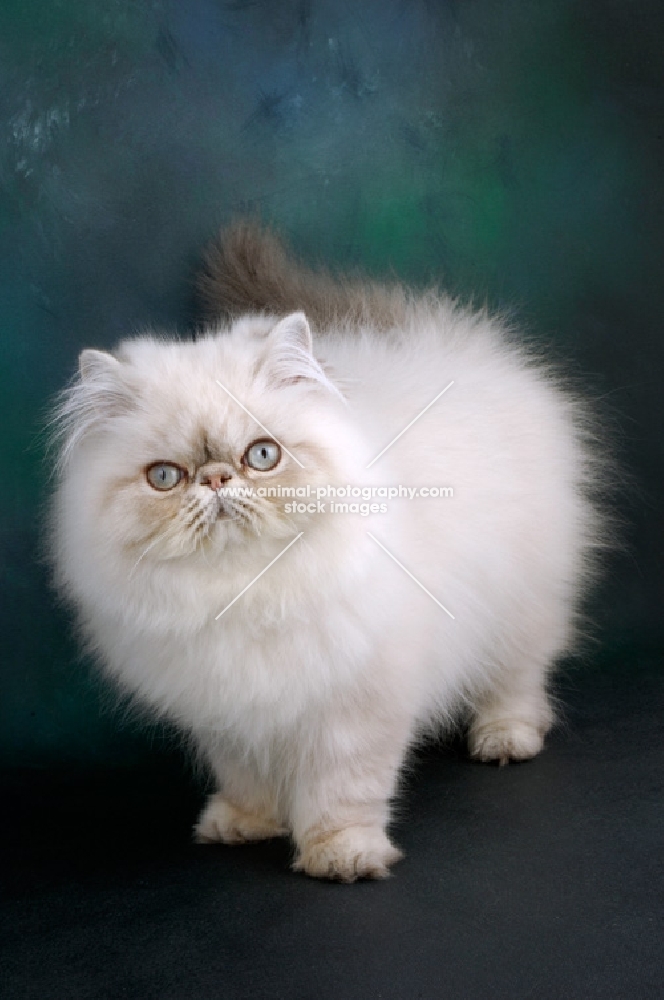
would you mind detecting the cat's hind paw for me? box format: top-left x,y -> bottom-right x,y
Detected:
194,794 -> 288,844
293,825 -> 403,882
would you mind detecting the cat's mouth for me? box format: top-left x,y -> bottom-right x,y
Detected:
214,497 -> 251,525
211,494 -> 262,536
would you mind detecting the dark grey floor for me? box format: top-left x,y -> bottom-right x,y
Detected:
2,653 -> 662,1000
2,2 -> 664,997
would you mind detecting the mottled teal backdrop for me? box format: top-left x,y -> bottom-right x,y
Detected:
2,1 -> 662,765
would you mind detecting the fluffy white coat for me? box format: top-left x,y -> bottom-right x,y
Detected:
51,296 -> 603,880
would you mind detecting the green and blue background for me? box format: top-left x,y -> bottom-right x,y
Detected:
2,0 -> 662,767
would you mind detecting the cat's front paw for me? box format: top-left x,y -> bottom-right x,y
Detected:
194,793 -> 288,844
293,825 -> 403,882
469,718 -> 545,765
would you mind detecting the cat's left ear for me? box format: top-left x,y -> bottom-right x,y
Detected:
262,312 -> 342,398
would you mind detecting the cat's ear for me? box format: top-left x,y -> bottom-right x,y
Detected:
51,349 -> 136,464
79,349 -> 122,383
77,348 -> 134,414
262,312 -> 342,398
267,311 -> 313,356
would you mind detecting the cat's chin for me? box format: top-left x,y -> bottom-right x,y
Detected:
202,517 -> 253,550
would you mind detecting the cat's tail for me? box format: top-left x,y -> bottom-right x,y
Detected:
198,220 -> 410,329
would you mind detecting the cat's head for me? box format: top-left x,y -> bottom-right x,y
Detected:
53,312 -> 362,569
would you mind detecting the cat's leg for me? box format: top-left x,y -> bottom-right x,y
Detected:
289,714 -> 411,882
468,627 -> 562,765
194,752 -> 288,845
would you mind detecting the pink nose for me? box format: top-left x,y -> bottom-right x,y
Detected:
200,471 -> 231,491
199,462 -> 234,491
206,474 -> 227,491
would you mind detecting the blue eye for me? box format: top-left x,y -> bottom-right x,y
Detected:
244,440 -> 281,471
146,463 -> 185,490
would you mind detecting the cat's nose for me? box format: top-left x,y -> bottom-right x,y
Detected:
204,474 -> 229,491
199,464 -> 233,491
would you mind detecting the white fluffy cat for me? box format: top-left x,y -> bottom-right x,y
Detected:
50,223 -> 606,881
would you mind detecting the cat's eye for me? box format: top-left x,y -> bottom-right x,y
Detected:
243,439 -> 281,472
146,462 -> 186,491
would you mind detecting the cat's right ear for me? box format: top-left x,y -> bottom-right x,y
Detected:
78,349 -> 122,382
51,349 -> 135,462
76,348 -> 134,417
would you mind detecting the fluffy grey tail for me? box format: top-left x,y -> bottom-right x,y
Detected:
198,220 -> 409,329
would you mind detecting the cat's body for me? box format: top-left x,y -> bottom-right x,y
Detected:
50,224 -> 605,880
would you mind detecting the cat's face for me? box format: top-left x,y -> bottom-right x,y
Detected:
61,313 -> 359,566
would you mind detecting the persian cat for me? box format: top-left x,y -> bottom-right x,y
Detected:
50,223 -> 606,881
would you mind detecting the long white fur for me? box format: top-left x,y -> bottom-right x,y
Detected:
50,298 -> 605,881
